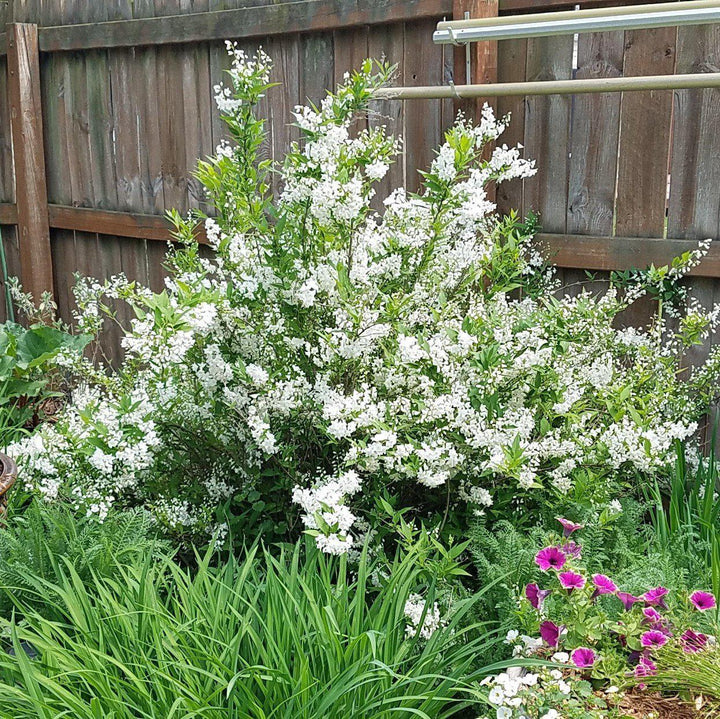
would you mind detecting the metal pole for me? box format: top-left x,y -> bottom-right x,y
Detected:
434,0 -> 720,43
373,72 -> 720,99
438,0 -> 719,30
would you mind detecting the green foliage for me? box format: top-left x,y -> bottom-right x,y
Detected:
470,505 -> 648,626
0,539 -> 505,718
643,439 -> 720,602
0,322 -> 90,446
0,499 -> 166,619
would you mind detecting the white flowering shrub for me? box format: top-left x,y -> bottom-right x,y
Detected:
9,46 -> 720,550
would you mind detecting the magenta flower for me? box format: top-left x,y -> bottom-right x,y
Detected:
617,591 -> 641,611
558,571 -> 586,593
642,606 -> 662,623
535,546 -> 566,572
681,628 -> 709,653
690,590 -> 717,612
641,630 -> 668,649
570,647 -> 596,668
540,620 -> 564,648
592,574 -> 617,596
643,587 -> 669,609
634,655 -> 657,678
525,582 -> 551,610
556,517 -> 584,537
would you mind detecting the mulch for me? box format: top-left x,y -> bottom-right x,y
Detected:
618,691 -> 718,718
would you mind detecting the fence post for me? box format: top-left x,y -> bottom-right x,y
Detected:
6,22 -> 54,302
452,0 -> 499,117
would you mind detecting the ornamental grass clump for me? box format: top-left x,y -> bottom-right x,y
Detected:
9,45 -> 720,548
0,539 -> 501,719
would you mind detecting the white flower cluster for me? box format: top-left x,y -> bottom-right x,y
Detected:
10,48 -> 720,548
479,663 -> 600,719
404,593 -> 443,640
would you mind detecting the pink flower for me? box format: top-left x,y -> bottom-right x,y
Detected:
642,586 -> 668,609
570,647 -> 596,668
617,591 -> 641,611
556,517 -> 584,537
525,583 -> 551,610
641,630 -> 668,649
681,628 -> 709,653
690,591 -> 717,612
558,571 -> 586,593
535,546 -> 566,572
634,655 -> 657,678
592,574 -> 617,596
540,620 -> 564,648
642,607 -> 662,623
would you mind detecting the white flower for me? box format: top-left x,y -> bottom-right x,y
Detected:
487,686 -> 505,705
404,594 -> 443,640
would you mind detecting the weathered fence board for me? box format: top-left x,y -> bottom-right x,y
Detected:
0,0 -> 718,360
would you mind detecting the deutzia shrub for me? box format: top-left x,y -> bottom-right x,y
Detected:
9,46 -> 720,550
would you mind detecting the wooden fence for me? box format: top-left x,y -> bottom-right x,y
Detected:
0,0 -> 719,363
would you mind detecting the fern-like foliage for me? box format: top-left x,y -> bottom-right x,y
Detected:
0,500 -> 167,618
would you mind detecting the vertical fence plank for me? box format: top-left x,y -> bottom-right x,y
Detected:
567,31 -> 624,237
268,34 -> 301,196
668,24 -> 720,243
403,18 -> 445,193
368,23 -> 405,204
300,33 -> 334,108
0,55 -> 17,323
452,0 -> 498,119
7,23 -> 54,301
495,37 -> 527,217
615,27 -> 676,239
523,35 -> 573,232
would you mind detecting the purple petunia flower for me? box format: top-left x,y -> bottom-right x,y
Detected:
562,541 -> 582,560
642,607 -> 662,623
634,655 -> 657,678
556,517 -> 584,537
535,546 -> 566,572
617,591 -> 641,611
525,583 -> 551,611
690,590 -> 717,612
540,620 -> 564,648
641,630 -> 668,649
643,586 -> 669,609
592,574 -> 617,597
558,571 -> 586,593
681,628 -> 709,653
570,647 -> 596,668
